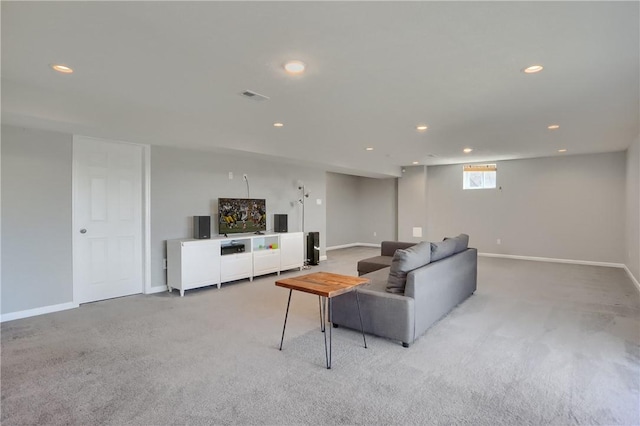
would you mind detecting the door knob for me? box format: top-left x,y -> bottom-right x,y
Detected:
80,229 -> 87,234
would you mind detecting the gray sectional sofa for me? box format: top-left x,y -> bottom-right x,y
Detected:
332,235 -> 477,347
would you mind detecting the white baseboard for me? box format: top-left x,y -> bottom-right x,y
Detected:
1,301 -> 79,323
326,243 -> 358,251
623,265 -> 640,292
326,242 -> 381,251
1,286 -> 166,322
479,252 -> 625,269
479,253 -> 640,292
320,255 -> 328,262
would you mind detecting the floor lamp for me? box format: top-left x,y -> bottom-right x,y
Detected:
297,182 -> 310,233
298,182 -> 310,268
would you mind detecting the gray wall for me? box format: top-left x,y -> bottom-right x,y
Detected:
358,176 -> 397,244
325,172 -> 397,247
426,152 -> 627,263
626,135 -> 640,282
0,125 -> 328,314
2,122 -> 633,315
1,125 -> 73,313
325,173 -> 361,246
151,146 -> 327,288
397,166 -> 428,242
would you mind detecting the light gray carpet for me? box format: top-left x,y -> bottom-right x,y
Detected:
2,247 -> 639,425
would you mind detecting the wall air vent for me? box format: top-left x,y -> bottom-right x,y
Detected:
241,90 -> 270,102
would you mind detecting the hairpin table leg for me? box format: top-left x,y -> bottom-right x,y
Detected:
355,290 -> 367,349
279,290 -> 292,350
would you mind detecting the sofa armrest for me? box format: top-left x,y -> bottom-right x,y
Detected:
331,288 -> 415,345
404,248 -> 477,338
380,241 -> 417,257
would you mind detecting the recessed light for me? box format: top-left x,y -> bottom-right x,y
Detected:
50,64 -> 73,74
523,65 -> 544,74
284,60 -> 305,74
412,161 -> 419,165
548,124 -> 560,130
365,147 -> 374,151
558,149 -> 567,153
273,122 -> 284,127
463,148 -> 473,153
416,125 -> 428,131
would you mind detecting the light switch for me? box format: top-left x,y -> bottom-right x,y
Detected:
412,227 -> 423,238
316,199 -> 322,205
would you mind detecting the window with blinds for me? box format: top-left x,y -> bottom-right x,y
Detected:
463,164 -> 497,190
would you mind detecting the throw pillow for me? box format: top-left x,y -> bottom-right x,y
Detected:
386,241 -> 431,294
444,233 -> 469,254
430,238 -> 457,262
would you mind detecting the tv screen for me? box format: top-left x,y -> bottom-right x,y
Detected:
218,198 -> 266,235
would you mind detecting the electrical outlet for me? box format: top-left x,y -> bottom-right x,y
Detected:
497,238 -> 501,245
373,231 -> 377,237
163,258 -> 167,269
228,172 -> 233,180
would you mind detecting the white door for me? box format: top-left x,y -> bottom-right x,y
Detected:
73,136 -> 143,304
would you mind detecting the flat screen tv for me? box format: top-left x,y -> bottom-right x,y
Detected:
218,198 -> 266,235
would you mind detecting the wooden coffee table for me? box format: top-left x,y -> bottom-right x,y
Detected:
276,272 -> 369,369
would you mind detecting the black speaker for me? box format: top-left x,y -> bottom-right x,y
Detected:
274,214 -> 288,233
193,216 -> 211,239
306,232 -> 320,265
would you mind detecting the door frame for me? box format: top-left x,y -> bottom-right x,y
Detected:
72,135 -> 153,305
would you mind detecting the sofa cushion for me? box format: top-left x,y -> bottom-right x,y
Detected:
380,241 -> 417,257
430,239 -> 457,262
361,267 -> 393,292
386,241 -> 432,294
357,256 -> 394,275
444,233 -> 469,254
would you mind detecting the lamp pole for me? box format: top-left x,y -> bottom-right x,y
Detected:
298,184 -> 306,233
298,183 -> 311,268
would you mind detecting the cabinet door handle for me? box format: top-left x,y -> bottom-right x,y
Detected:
80,228 -> 87,234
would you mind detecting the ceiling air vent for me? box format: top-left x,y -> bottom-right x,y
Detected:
241,90 -> 270,102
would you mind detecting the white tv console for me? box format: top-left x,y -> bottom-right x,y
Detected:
166,232 -> 304,296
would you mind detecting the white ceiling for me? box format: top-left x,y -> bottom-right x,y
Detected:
2,1 -> 638,178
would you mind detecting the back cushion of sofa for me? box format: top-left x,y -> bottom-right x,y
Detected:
386,241 -> 431,294
444,233 -> 469,254
381,241 -> 417,257
430,238 -> 457,262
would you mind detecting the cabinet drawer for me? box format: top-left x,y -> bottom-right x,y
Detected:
253,249 -> 280,276
220,253 -> 252,282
